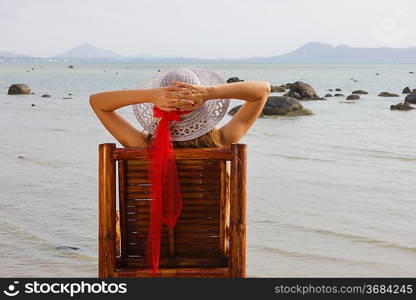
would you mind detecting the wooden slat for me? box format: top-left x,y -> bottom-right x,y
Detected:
126,205 -> 219,214
128,223 -> 219,234
127,236 -> 219,247
127,231 -> 218,240
126,170 -> 220,179
116,257 -> 228,268
126,192 -> 220,201
114,267 -> 230,278
125,160 -> 220,170
127,198 -> 220,206
114,148 -> 233,160
126,188 -> 220,199
126,177 -> 220,185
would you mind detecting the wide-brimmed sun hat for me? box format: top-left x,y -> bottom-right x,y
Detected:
132,67 -> 230,141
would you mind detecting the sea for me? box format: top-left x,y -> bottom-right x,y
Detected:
0,62 -> 415,277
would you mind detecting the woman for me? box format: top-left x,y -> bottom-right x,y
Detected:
90,67 -> 270,274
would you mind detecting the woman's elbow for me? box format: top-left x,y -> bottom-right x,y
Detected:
264,81 -> 271,96
89,93 -> 102,110
89,94 -> 96,107
255,81 -> 271,101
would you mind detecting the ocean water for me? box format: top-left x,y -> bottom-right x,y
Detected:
0,62 -> 415,277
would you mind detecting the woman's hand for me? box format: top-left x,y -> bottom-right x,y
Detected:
165,81 -> 210,111
152,86 -> 195,112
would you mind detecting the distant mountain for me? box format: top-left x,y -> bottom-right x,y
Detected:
125,54 -> 178,59
54,43 -> 122,59
247,42 -> 416,63
0,51 -> 32,58
2,42 -> 416,63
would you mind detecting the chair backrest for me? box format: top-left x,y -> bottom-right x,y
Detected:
98,143 -> 246,278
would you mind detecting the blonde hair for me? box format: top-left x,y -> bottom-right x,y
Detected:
144,128 -> 225,148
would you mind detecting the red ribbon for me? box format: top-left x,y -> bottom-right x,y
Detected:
146,106 -> 191,275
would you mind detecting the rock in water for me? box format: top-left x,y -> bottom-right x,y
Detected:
378,92 -> 399,97
346,94 -> 360,100
405,93 -> 416,104
270,85 -> 286,92
8,84 -> 31,95
283,81 -> 324,100
352,90 -> 368,94
402,87 -> 412,94
228,96 -> 313,117
227,77 -> 244,83
324,93 -> 332,97
390,102 -> 415,110
334,93 -> 345,97
41,94 -> 51,97
56,245 -> 80,251
68,65 -> 74,69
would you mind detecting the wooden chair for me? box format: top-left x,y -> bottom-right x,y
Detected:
98,143 -> 247,278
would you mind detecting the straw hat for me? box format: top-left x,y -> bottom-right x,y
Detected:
132,67 -> 230,141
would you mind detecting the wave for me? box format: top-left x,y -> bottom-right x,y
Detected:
269,153 -> 335,163
250,245 -> 386,266
326,145 -> 416,161
0,219 -> 95,259
293,224 -> 416,254
16,156 -> 63,168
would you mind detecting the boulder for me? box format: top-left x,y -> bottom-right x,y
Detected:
334,93 -> 345,97
352,90 -> 368,94
8,84 -> 31,95
390,102 -> 415,110
402,87 -> 412,94
378,92 -> 399,97
41,94 -> 51,97
346,94 -> 360,100
324,93 -> 332,97
405,93 -> 416,104
282,81 -> 323,100
335,88 -> 342,91
228,96 -> 313,117
68,65 -> 74,69
327,88 -> 333,91
270,85 -> 286,92
227,77 -> 244,83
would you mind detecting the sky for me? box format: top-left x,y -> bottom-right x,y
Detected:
1,0 -> 415,59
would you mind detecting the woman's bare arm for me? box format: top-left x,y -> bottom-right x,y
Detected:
208,81 -> 270,146
89,87 -> 192,147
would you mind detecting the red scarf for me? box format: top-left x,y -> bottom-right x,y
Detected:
146,106 -> 191,275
